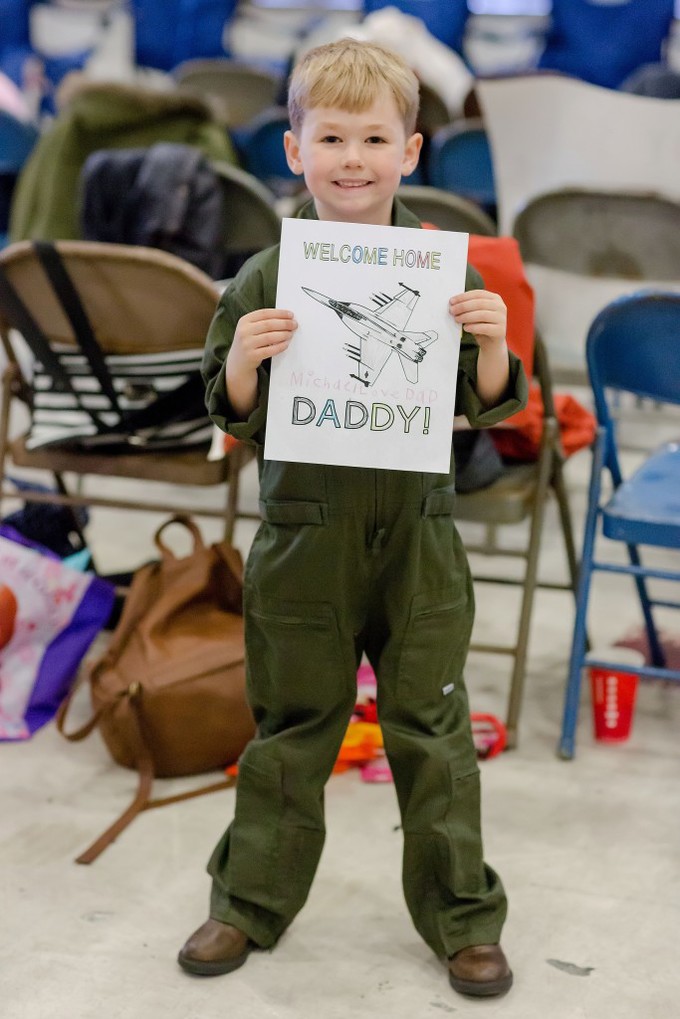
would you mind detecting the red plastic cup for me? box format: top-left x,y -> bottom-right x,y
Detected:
588,647 -> 645,742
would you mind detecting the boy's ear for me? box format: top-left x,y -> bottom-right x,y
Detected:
284,130 -> 304,176
401,132 -> 423,178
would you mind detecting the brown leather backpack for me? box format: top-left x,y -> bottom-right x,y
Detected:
57,515 -> 255,863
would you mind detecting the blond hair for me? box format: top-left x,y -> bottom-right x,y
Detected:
287,38 -> 420,135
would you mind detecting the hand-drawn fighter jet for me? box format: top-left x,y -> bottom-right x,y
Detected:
302,282 -> 437,386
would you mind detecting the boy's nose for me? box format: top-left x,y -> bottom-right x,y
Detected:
342,145 -> 364,168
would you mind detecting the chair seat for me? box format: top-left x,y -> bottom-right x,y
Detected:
10,434 -> 236,486
603,441 -> 680,546
454,463 -> 538,525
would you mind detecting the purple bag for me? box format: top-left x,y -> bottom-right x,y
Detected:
0,526 -> 114,740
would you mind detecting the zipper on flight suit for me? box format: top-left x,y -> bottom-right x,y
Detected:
369,468 -> 385,556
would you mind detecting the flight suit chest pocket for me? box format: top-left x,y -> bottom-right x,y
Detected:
397,584 -> 472,703
259,500 -> 328,525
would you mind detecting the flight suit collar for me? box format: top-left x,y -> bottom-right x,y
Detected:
295,197 -> 422,230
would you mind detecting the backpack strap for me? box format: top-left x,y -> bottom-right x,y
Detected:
57,678 -> 235,865
0,255 -> 113,434
34,241 -> 123,415
0,257 -> 105,423
31,241 -> 208,447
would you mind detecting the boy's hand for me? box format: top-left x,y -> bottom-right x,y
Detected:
449,290 -> 507,348
226,308 -> 297,419
228,308 -> 298,374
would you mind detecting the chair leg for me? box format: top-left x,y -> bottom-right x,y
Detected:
52,471 -> 93,556
552,457 -> 580,594
625,542 -> 666,667
558,432 -> 605,760
504,432 -> 555,748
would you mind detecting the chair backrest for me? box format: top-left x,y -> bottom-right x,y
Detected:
0,111 -> 39,175
236,105 -> 303,197
586,291 -> 680,419
416,81 -> 450,139
397,185 -> 496,235
620,63 -> 680,99
210,160 -> 281,276
362,0 -> 468,51
0,240 -> 219,358
133,0 -> 239,71
512,188 -> 680,382
537,0 -> 674,89
0,239 -> 222,451
174,58 -> 282,128
428,119 -> 496,210
513,189 -> 680,281
0,112 -> 40,243
476,72 -> 680,236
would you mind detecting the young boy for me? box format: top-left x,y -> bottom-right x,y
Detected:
178,38 -> 528,999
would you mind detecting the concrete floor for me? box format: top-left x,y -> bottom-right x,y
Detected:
1,406 -> 679,1019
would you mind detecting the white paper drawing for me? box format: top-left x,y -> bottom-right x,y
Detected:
302,281 -> 437,388
265,217 -> 469,473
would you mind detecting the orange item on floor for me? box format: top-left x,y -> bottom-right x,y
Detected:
332,720 -> 383,774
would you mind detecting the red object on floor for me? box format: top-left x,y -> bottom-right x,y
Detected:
0,584 -> 18,650
470,713 -> 507,759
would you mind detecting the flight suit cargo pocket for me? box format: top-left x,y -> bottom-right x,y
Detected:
227,753 -> 283,907
247,596 -> 345,714
397,585 -> 472,703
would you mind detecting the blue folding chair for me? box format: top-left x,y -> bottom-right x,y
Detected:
235,106 -> 304,198
428,118 -> 496,218
362,0 -> 468,52
559,291 -> 680,759
0,111 -> 38,175
0,110 -> 39,247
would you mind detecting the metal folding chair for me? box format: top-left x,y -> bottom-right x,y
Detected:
396,185 -> 496,235
174,58 -> 283,131
0,241 -> 257,564
455,236 -> 581,748
210,160 -> 281,277
428,118 -> 496,217
513,188 -> 680,386
0,111 -> 39,247
559,291 -> 680,759
234,105 -> 305,198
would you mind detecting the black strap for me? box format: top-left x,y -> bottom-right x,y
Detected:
0,264 -> 78,393
34,241 -> 123,416
0,244 -> 208,450
0,258 -> 108,432
33,241 -> 209,447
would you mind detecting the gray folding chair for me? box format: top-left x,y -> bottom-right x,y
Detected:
513,188 -> 680,281
0,241 -> 257,560
513,188 -> 680,387
396,185 -> 497,235
174,58 -> 283,130
211,160 -> 282,277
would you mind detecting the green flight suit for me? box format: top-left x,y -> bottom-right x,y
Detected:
201,199 -> 528,958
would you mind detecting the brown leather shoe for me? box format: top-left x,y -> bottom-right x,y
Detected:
448,944 -> 513,997
177,919 -> 254,976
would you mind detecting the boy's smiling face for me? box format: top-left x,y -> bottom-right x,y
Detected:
284,90 -> 422,226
